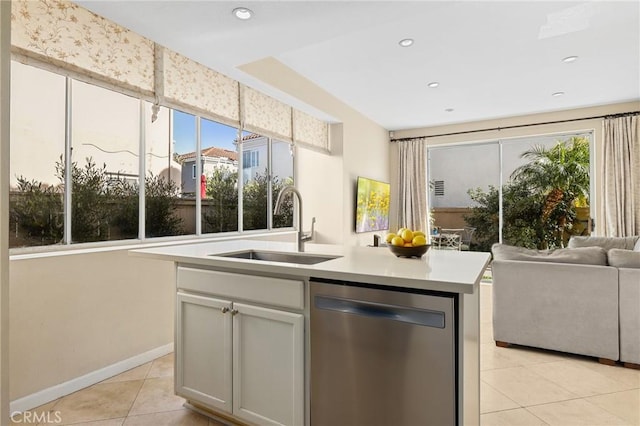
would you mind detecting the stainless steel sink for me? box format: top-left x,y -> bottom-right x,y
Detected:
212,250 -> 340,265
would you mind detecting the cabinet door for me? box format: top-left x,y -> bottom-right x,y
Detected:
232,303 -> 304,426
176,292 -> 232,413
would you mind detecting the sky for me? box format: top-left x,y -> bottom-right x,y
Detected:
173,110 -> 239,154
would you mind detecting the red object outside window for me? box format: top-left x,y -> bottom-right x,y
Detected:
201,174 -> 206,199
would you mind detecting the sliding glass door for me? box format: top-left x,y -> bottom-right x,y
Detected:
428,142 -> 500,251
427,131 -> 593,251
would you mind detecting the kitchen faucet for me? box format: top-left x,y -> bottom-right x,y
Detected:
274,185 -> 313,252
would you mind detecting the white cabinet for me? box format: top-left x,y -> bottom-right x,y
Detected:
176,293 -> 232,412
233,303 -> 304,426
175,268 -> 304,426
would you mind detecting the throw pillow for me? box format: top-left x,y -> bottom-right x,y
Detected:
568,236 -> 639,251
491,243 -> 607,265
608,249 -> 640,268
635,238 -> 640,252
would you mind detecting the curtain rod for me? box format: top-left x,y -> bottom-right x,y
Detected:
390,110 -> 640,142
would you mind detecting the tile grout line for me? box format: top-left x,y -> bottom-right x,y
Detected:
120,359 -> 160,420
521,406 -> 551,425
521,359 -> 640,399
522,396 -> 634,426
480,378 -> 520,412
480,406 -> 551,425
579,396 -> 635,425
126,379 -> 147,419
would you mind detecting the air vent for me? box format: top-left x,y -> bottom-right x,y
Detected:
434,180 -> 445,196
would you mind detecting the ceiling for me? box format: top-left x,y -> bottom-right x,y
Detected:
78,1 -> 640,131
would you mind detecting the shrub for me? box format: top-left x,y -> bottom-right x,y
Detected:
465,137 -> 590,251
9,178 -> 63,246
144,174 -> 184,237
202,167 -> 238,233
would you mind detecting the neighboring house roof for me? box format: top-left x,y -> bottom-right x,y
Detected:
178,133 -> 265,163
241,133 -> 263,141
179,146 -> 238,162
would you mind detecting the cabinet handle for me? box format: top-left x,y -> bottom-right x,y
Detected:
231,309 -> 239,315
221,307 -> 230,314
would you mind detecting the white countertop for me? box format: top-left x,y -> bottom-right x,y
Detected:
131,240 -> 491,294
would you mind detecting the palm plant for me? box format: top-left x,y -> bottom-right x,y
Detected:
510,136 -> 590,247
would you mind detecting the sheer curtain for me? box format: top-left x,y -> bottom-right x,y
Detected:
603,114 -> 640,236
397,138 -> 428,232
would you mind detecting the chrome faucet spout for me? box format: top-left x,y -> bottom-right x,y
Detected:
275,185 -> 305,252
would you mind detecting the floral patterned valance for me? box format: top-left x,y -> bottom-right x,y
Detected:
11,0 -> 154,93
11,0 -> 330,153
293,109 -> 329,151
242,86 -> 292,142
163,49 -> 240,126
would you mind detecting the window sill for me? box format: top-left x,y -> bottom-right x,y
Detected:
9,229 -> 296,261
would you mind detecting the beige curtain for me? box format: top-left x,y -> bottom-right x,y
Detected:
603,114 -> 640,236
397,138 -> 427,232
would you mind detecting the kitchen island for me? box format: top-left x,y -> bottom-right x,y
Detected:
132,240 -> 490,426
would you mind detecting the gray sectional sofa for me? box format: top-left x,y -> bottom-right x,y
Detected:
491,236 -> 640,367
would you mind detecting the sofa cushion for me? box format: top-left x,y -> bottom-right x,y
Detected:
635,238 -> 640,252
568,236 -> 639,251
492,243 -> 608,265
608,249 -> 640,268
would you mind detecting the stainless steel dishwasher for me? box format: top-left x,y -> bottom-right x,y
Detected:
310,280 -> 457,426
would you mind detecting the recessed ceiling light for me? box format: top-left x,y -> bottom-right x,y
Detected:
445,108 -> 454,112
562,56 -> 578,63
427,82 -> 440,88
233,7 -> 253,20
399,38 -> 414,47
552,91 -> 565,97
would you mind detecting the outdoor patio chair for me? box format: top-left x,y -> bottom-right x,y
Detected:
460,227 -> 476,251
435,229 -> 464,250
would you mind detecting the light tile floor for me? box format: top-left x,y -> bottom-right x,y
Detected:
480,283 -> 640,426
10,353 -> 224,426
12,283 -> 640,425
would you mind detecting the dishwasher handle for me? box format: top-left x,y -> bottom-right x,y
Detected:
314,295 -> 445,329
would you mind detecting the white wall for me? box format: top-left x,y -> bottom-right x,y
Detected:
296,126 -> 344,244
1,1 -> 11,421
9,250 -> 175,400
340,116 -> 390,246
239,58 -> 391,246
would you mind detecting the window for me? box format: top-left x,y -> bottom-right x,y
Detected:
9,60 -> 295,250
144,103 -> 186,238
242,132 -> 269,231
70,80 -> 140,243
173,110 -> 197,198
9,62 -> 66,248
200,117 -> 239,234
271,140 -> 294,229
242,151 -> 259,169
242,133 -> 294,231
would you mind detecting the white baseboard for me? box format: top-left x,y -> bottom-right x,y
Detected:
10,342 -> 174,414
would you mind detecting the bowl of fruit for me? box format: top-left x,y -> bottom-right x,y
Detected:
385,228 -> 430,258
